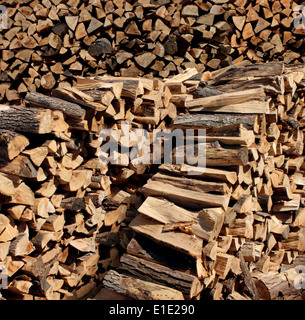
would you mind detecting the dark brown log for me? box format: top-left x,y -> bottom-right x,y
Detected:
60,197 -> 86,212
25,92 -> 85,119
88,38 -> 112,57
173,113 -> 259,132
0,106 -> 53,134
119,254 -> 203,298
126,236 -> 197,273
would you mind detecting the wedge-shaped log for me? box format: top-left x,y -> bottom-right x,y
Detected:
0,155 -> 37,178
0,130 -> 29,160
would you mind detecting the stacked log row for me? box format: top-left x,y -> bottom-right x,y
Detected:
99,61 -> 305,300
1,61 -> 305,300
0,73 -> 169,300
1,0 -> 305,104
0,0 -> 233,104
228,0 -> 305,66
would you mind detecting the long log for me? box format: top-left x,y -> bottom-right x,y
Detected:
186,91 -> 269,114
103,270 -> 184,300
158,164 -> 238,184
151,172 -> 231,194
119,254 -> 203,298
173,143 -> 249,167
0,106 -> 53,134
212,76 -> 285,95
209,62 -> 285,85
173,113 -> 259,132
25,92 -> 85,119
142,179 -> 230,210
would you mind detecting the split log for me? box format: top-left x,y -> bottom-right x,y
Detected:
0,130 -> 29,160
173,113 -> 260,133
186,88 -> 269,114
129,214 -> 203,259
159,164 -> 238,184
138,196 -> 225,241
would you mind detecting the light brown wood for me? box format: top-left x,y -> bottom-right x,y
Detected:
0,106 -> 53,134
1,58 -> 305,301
159,164 -> 238,184
142,179 -> 230,210
138,196 -> 225,241
130,214 -> 203,259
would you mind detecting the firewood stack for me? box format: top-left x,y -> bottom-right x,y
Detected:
1,0 -> 305,105
229,0 -> 305,66
0,74 -> 165,299
1,60 -> 305,300
98,61 -> 305,300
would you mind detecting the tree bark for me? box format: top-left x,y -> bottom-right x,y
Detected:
119,254 -> 203,299
0,106 -> 53,134
25,92 -> 85,119
0,129 -> 29,160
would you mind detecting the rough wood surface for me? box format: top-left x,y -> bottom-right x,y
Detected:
0,106 -> 53,134
1,61 -> 305,301
103,270 -> 185,300
25,92 -> 85,119
119,254 -> 203,298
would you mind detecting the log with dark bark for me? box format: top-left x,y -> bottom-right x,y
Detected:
119,254 -> 203,299
25,92 -> 85,119
103,270 -> 185,300
0,106 -> 53,134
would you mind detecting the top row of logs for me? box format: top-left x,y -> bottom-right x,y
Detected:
1,0 -> 305,103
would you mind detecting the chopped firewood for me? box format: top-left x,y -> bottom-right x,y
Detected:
1,58 -> 305,301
